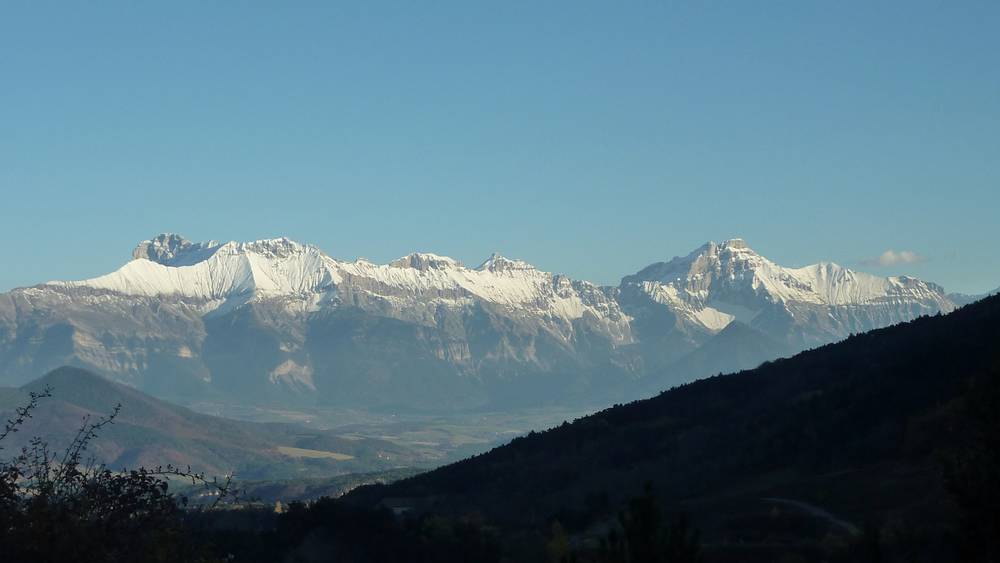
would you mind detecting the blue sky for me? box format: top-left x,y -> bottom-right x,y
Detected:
1,2 -> 998,293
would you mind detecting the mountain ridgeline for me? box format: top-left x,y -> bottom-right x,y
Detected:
0,234 -> 958,410
342,293 -> 1000,561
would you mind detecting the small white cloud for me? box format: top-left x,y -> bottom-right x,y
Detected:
862,249 -> 926,268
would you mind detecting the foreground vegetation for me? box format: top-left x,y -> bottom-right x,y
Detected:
0,388 -> 232,562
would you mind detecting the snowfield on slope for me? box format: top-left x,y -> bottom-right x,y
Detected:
44,234 -> 954,339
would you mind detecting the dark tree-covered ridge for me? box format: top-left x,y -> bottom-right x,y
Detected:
347,294 -> 1000,559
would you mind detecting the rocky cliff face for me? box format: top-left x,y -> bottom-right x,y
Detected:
0,235 -> 957,409
621,239 -> 953,351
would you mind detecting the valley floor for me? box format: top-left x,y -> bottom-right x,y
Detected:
185,401 -> 600,465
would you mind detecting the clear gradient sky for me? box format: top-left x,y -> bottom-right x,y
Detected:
2,2 -> 998,293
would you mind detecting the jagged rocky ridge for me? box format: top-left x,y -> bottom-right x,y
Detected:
0,235 -> 957,409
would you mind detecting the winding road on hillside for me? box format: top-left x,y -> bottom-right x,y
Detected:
761,497 -> 860,536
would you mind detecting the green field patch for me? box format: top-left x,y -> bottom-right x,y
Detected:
276,446 -> 354,460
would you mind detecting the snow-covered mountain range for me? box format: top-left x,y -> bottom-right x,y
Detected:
0,234 -> 959,409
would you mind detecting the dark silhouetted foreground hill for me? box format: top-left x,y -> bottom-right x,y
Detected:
342,294 -> 1000,561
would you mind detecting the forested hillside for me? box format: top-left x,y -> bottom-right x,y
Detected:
340,294 -> 1000,561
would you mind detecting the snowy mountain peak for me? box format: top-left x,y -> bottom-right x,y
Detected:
477,253 -> 535,273
49,238 -> 616,328
6,235 -> 962,406
132,233 -> 222,266
691,238 -> 757,256
621,238 -> 954,335
707,239 -> 767,265
223,237 -> 319,260
134,234 -> 322,268
721,237 -> 750,250
706,238 -> 755,253
50,235 -> 334,301
626,240 -> 745,286
389,253 -> 463,271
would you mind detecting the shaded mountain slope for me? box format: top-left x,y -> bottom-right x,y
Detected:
644,320 -> 791,392
348,295 -> 1000,552
949,285 -> 1000,307
0,367 -> 421,479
